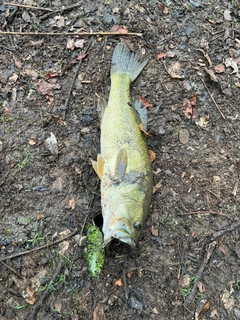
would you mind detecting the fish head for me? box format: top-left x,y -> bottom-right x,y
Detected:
102,200 -> 146,248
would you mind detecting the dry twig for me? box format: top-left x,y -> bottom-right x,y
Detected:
4,2 -> 53,11
200,77 -> 225,119
0,31 -> 142,37
62,37 -> 93,120
27,261 -> 65,320
211,220 -> 240,239
186,241 -> 217,304
0,228 -> 79,262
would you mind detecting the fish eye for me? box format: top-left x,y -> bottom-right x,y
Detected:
133,222 -> 141,231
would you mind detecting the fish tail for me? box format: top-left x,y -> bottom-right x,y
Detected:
111,43 -> 148,82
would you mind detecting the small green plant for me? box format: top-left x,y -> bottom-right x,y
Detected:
17,148 -> 31,171
235,280 -> 240,290
14,305 -> 27,309
50,273 -> 67,291
105,0 -> 112,4
180,275 -> 197,302
27,232 -> 45,245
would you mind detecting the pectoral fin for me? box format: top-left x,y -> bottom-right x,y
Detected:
92,154 -> 104,179
97,97 -> 107,122
114,148 -> 128,181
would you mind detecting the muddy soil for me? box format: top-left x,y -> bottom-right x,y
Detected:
1,0 -> 240,319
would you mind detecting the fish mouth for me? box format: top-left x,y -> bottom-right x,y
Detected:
103,218 -> 136,248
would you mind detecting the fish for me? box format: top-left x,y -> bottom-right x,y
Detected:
92,43 -> 153,248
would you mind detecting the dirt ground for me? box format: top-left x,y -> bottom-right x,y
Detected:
1,0 -> 240,319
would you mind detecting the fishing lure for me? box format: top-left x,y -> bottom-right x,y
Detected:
86,224 -> 105,277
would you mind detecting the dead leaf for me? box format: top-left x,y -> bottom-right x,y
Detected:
157,53 -> 166,60
153,181 -> 162,194
113,278 -> 124,288
148,150 -> 156,161
37,213 -> 44,220
54,15 -> 65,28
195,115 -> 209,128
67,38 -> 85,50
26,39 -> 44,47
22,287 -> 36,305
235,82 -> 240,88
168,61 -> 184,79
195,300 -> 210,320
76,53 -> 88,61
221,287 -> 234,311
51,115 -> 67,126
158,4 -> 168,15
8,73 -> 18,83
111,25 -> 128,34
22,10 -> 31,23
75,39 -> 85,48
29,138 -> 36,146
46,72 -> 60,78
151,225 -> 159,236
214,64 -> 225,73
139,123 -> 152,137
224,9 -> 232,21
224,57 -> 239,74
197,282 -> 205,293
139,96 -> 152,109
37,80 -> 61,96
93,303 -> 104,320
45,132 -> 58,156
68,197 -> 76,210
127,271 -> 133,278
24,69 -> 39,80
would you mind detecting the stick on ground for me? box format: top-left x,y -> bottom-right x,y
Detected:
27,261 -> 65,320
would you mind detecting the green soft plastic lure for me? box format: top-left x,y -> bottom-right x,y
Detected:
86,224 -> 105,277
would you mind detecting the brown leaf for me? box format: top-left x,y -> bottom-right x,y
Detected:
139,123 -> 152,137
29,138 -> 36,146
153,181 -> 162,194
51,115 -> 67,126
189,94 -> 197,106
46,72 -> 60,78
157,53 -> 166,60
195,300 -> 210,320
37,80 -> 61,96
168,61 -> 184,79
139,96 -> 152,109
22,287 -> 36,305
113,278 -> 124,288
68,197 -> 76,210
76,53 -> 88,61
214,64 -> 225,73
93,303 -> 104,320
111,25 -> 128,34
158,4 -> 168,15
151,225 -> 159,236
148,150 -> 156,161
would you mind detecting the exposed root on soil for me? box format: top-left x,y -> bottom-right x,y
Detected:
62,38 -> 93,120
27,261 -> 65,320
186,241 -> 217,304
0,228 -> 79,262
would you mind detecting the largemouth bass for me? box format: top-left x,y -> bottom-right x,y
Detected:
92,43 -> 153,248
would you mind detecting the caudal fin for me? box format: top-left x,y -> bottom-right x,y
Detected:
111,43 -> 148,82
